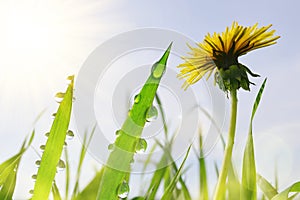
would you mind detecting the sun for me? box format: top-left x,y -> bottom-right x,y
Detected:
0,0 -> 129,103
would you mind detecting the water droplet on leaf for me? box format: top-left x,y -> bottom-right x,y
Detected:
31,174 -> 37,180
146,106 -> 158,122
45,132 -> 50,137
55,92 -> 65,103
117,181 -> 130,198
35,160 -> 41,167
66,130 -> 74,139
29,189 -> 34,194
108,143 -> 114,150
135,138 -> 147,153
40,145 -> 45,151
151,62 -> 165,78
134,94 -> 141,104
115,130 -> 121,136
57,159 -> 66,170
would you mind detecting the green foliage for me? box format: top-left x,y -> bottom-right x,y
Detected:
32,76 -> 74,200
241,79 -> 267,199
0,131 -> 34,200
97,44 -> 172,199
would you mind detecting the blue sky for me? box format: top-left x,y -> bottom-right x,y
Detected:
0,0 -> 299,198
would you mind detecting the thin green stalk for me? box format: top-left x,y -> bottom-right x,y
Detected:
213,90 -> 238,200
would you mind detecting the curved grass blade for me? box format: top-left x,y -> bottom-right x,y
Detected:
97,43 -> 172,200
241,78 -> 267,200
0,130 -> 34,200
272,182 -> 300,200
0,169 -> 17,200
161,145 -> 192,200
257,174 -> 278,199
32,76 -> 74,200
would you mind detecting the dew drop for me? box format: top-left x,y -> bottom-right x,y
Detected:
115,130 -> 121,136
66,130 -> 74,139
66,75 -> 74,85
29,189 -> 34,194
54,92 -> 65,103
64,141 -> 68,146
151,62 -> 165,79
57,159 -> 66,170
108,143 -> 114,150
134,94 -> 141,104
52,113 -> 56,119
135,138 -> 147,153
117,181 -> 130,199
31,174 -> 37,180
128,109 -> 132,117
45,132 -> 50,137
130,158 -> 135,164
145,106 -> 158,122
35,160 -> 41,167
40,145 -> 45,151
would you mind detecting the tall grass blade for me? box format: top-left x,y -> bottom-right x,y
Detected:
145,154 -> 168,200
97,44 -> 172,200
241,78 -> 267,200
156,139 -> 192,200
32,76 -> 74,200
198,131 -> 209,200
71,126 -> 96,199
64,148 -> 70,200
161,145 -> 192,200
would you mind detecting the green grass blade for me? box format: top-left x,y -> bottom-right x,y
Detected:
163,166 -> 172,191
32,76 -> 74,200
227,162 -> 240,199
97,44 -> 172,200
241,133 -> 257,200
72,126 -> 96,199
156,140 -> 192,200
76,168 -> 104,200
0,130 -> 34,200
161,145 -> 192,200
241,78 -> 267,200
52,181 -> 62,200
257,174 -> 278,199
0,169 -> 17,200
198,131 -> 209,200
272,182 -> 300,200
64,148 -> 70,200
145,155 -> 168,200
250,78 -> 267,121
155,94 -> 168,137
214,161 -> 219,178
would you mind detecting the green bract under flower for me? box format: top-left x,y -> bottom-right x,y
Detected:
177,22 -> 280,92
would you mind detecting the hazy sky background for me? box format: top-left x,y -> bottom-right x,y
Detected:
0,0 -> 299,199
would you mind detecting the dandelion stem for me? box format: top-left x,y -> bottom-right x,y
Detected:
213,90 -> 238,200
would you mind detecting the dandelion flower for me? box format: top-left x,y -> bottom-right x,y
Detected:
177,22 -> 280,92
